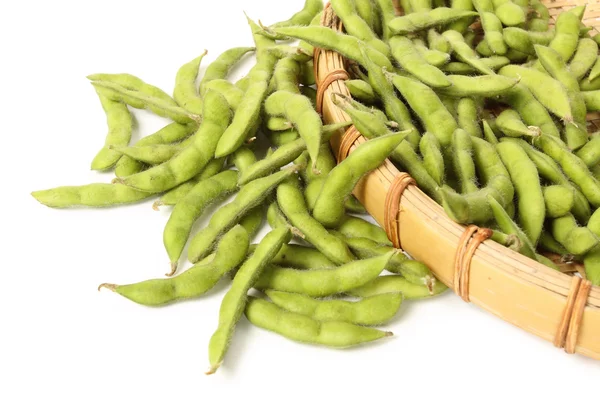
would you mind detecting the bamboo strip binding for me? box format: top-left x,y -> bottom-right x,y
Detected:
315,2 -> 600,360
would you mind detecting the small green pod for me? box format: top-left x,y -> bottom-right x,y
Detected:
551,214 -> 599,255
163,170 -> 239,275
442,30 -> 495,75
173,50 -> 207,115
187,166 -> 300,263
389,36 -> 451,88
277,181 -> 356,265
492,0 -> 526,26
271,56 -> 302,93
569,38 -> 599,80
32,183 -> 153,208
245,297 -> 392,347
346,275 -> 448,299
97,225 -> 249,307
419,132 -> 445,186
90,95 -> 133,171
336,215 -> 392,246
495,109 -> 541,138
345,79 -> 377,104
413,40 -> 452,67
543,185 -> 575,218
497,141 -> 545,244
266,116 -> 293,132
271,244 -> 337,270
435,74 -> 519,97
440,56 -> 510,75
457,98 -> 483,138
199,47 -> 255,96
312,132 -> 408,227
387,7 -> 478,34
575,136 -> 600,168
266,290 -> 403,326
452,129 -> 479,194
480,12 -> 507,55
207,226 -> 290,374
255,252 -> 394,297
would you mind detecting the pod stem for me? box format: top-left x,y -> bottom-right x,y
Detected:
205,362 -> 221,376
152,201 -> 163,211
98,283 -> 118,292
165,262 -> 178,277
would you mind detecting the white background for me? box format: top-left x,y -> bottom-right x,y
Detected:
1,1 -> 599,399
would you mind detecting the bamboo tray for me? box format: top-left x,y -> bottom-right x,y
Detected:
315,1 -> 600,360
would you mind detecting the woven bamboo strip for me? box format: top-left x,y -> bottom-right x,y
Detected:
316,1 -> 600,360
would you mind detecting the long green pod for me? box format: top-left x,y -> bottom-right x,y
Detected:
271,244 -> 337,270
199,47 -> 255,96
435,74 -> 519,97
479,12 -> 506,55
552,214 -> 599,255
503,28 -> 554,55
98,225 -> 249,306
569,38 -> 598,80
266,290 -> 403,326
110,140 -> 191,165
90,95 -> 133,171
187,166 -> 300,263
388,7 -> 478,34
86,72 -> 175,104
92,81 -> 200,124
442,30 -> 495,75
312,132 -> 408,227
440,56 -> 510,74
255,252 -> 394,297
163,170 -> 239,275
487,195 -> 537,259
173,50 -> 207,115
116,91 -> 231,193
245,297 -> 392,347
575,136 -> 600,167
419,132 -> 445,186
496,141 -> 545,244
452,129 -> 478,194
347,275 -> 448,299
457,98 -> 483,138
389,36 -> 451,88
495,109 -> 541,138
277,181 -> 355,265
336,215 -> 392,246
32,183 -> 153,208
264,90 -> 324,170
207,226 -> 290,374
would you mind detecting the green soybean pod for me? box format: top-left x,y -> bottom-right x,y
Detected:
482,120 -> 499,145
543,185 -> 575,218
387,8 -> 478,34
92,81 -> 199,125
359,46 -> 420,148
87,72 -> 176,105
345,79 -> 377,104
427,28 -> 451,53
245,297 -> 392,347
162,170 -> 239,276
447,0 -> 475,33
409,0 -> 432,12
272,26 -> 393,70
413,39 -> 452,67
581,90 -> 600,111
277,181 -> 356,265
498,83 -> 561,138
487,195 -> 537,259
502,28 -> 554,55
479,12 -> 506,55
443,30 -> 495,75
389,36 -> 451,88
271,244 -> 337,270
552,214 -> 599,255
312,132 -> 408,228
173,50 -> 207,115
347,275 -> 448,299
538,231 -> 570,256
440,137 -> 514,224
207,226 -> 290,375
576,136 -> 600,167
255,252 -> 394,297
583,250 -> 600,285
535,134 -> 600,208
339,235 -> 437,291
199,47 -> 255,96
330,0 -> 390,57
496,141 -> 545,244
336,215 -> 392,245
547,8 -> 582,63
153,158 -> 226,208
457,98 -> 483,138
264,90 -> 323,171
491,0 -> 526,26
266,290 -> 403,326
506,138 -> 591,223
98,225 -> 249,306
387,72 -> 456,148
32,183 -> 153,208
436,74 -> 519,97
271,56 -> 302,93
451,128 -> 478,194
109,140 -> 191,165
117,91 -> 231,193
187,166 -> 300,263
270,0 -> 324,28
419,132 -> 445,186
495,109 -> 541,138
90,95 -> 133,171
569,38 -> 599,80
588,57 -> 600,83
498,65 -> 573,123
202,79 -> 244,110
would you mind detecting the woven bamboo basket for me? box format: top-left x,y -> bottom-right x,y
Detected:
314,1 -> 600,360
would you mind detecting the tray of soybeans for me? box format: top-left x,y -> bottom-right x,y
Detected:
31,0 -> 600,370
